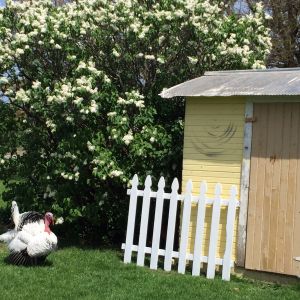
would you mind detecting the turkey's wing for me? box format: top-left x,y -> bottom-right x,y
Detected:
17,211 -> 44,231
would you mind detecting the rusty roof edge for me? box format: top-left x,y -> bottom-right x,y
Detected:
205,67 -> 300,76
159,76 -> 201,98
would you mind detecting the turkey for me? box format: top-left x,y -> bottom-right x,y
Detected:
0,201 -> 58,265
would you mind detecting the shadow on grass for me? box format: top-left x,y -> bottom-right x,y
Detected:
3,255 -> 53,268
55,234 -> 123,252
121,251 -> 210,278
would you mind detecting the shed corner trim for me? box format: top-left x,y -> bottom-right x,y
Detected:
237,100 -> 253,267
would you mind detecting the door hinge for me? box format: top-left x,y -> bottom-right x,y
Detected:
245,117 -> 257,123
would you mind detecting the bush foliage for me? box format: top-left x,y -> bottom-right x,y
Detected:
0,0 -> 271,243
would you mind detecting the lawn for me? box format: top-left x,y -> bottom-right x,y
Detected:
0,245 -> 299,300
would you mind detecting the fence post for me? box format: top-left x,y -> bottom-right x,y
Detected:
150,177 -> 166,270
178,180 -> 193,274
124,174 -> 139,263
164,178 -> 179,271
137,175 -> 152,266
192,181 -> 207,276
207,183 -> 222,279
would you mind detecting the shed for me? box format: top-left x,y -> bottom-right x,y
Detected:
160,68 -> 300,276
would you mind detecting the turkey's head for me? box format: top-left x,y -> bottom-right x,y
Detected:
44,212 -> 54,234
45,212 -> 54,226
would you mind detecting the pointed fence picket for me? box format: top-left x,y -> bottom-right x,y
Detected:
164,178 -> 179,272
123,174 -> 139,264
178,180 -> 193,274
136,175 -> 152,267
207,183 -> 222,279
122,174 -> 240,281
192,182 -> 207,276
150,177 -> 165,270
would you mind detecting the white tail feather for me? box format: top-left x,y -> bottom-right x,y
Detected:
0,230 -> 17,244
11,201 -> 20,229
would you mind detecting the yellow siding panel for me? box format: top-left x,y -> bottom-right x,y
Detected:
183,153 -> 243,160
183,162 -> 241,171
182,96 -> 245,262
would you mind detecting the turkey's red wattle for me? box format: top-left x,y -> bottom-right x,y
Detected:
44,218 -> 51,235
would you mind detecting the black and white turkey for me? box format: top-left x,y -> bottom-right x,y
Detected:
0,201 -> 58,265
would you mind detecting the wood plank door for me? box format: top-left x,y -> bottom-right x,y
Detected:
245,103 -> 300,276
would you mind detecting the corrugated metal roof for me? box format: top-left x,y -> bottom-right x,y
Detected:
160,68 -> 300,98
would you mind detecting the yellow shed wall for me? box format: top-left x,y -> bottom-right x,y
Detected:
182,96 -> 245,260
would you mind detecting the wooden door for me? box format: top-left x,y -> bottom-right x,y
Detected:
245,103 -> 300,276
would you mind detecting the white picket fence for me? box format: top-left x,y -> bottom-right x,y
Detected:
121,174 -> 239,281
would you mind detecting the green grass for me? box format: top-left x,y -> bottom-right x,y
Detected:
0,245 -> 299,300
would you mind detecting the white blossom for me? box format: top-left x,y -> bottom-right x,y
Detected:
0,77 -> 9,84
188,56 -> 198,65
15,89 -> 30,103
110,170 -> 123,177
265,12 -> 272,20
55,217 -> 64,225
15,48 -> 24,55
54,44 -> 62,49
87,141 -> 95,151
103,75 -> 111,83
107,111 -> 117,117
145,54 -> 155,60
158,36 -> 165,45
89,100 -> 98,113
135,100 -> 145,108
73,97 -> 83,105
117,97 -> 127,104
76,61 -> 86,70
66,116 -> 74,122
45,119 -> 56,132
252,60 -> 266,69
32,81 -> 41,89
75,171 -> 80,181
112,48 -> 120,57
157,57 -> 165,64
122,131 -> 134,145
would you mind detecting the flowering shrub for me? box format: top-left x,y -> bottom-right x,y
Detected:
0,0 -> 271,243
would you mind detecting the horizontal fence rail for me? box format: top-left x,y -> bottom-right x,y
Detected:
122,174 -> 239,281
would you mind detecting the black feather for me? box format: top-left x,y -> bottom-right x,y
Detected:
17,211 -> 44,231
